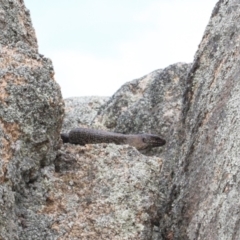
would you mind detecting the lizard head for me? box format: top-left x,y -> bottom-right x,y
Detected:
140,134 -> 166,149
129,134 -> 166,150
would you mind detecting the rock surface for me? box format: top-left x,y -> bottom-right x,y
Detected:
60,64 -> 190,239
164,1 -> 240,239
58,65 -> 188,238
62,96 -> 109,133
93,63 -> 190,158
92,69 -> 162,130
2,0 -> 240,239
51,143 -> 163,240
0,1 -> 64,239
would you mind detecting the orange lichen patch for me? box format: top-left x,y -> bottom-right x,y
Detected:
0,80 -> 8,102
210,57 -> 226,89
166,231 -> 174,240
41,193 -> 67,215
201,112 -> 210,127
0,46 -> 42,68
4,121 -> 21,142
0,72 -> 27,103
0,46 -> 47,102
0,120 -> 21,162
23,56 -> 43,68
0,120 -> 21,183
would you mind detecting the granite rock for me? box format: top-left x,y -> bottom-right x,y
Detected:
62,96 -> 109,133
60,64 -> 190,239
51,143 -> 163,240
163,0 -> 240,239
93,63 -> 190,158
91,63 -> 191,239
2,0 -> 240,239
0,0 -> 64,239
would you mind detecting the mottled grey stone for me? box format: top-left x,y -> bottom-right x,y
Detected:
62,96 -> 109,133
159,0 -> 240,239
93,69 -> 163,130
52,143 -> 164,240
92,62 -> 191,239
0,0 -> 37,48
0,1 -> 64,239
93,63 -> 189,157
3,0 -> 240,239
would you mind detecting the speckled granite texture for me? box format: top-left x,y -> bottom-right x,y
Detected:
0,0 -> 64,239
2,0 -> 240,239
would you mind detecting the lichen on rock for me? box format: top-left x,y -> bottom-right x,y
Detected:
50,143 -> 163,239
62,96 -> 109,133
0,1 -> 64,239
2,0 -> 240,239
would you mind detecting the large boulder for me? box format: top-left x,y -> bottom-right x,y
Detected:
159,1 -> 240,239
90,0 -> 240,238
93,63 -> 190,160
60,64 -> 190,239
52,143 -> 163,240
0,0 -> 64,239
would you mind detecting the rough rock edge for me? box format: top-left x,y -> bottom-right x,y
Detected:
0,1 -> 64,239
